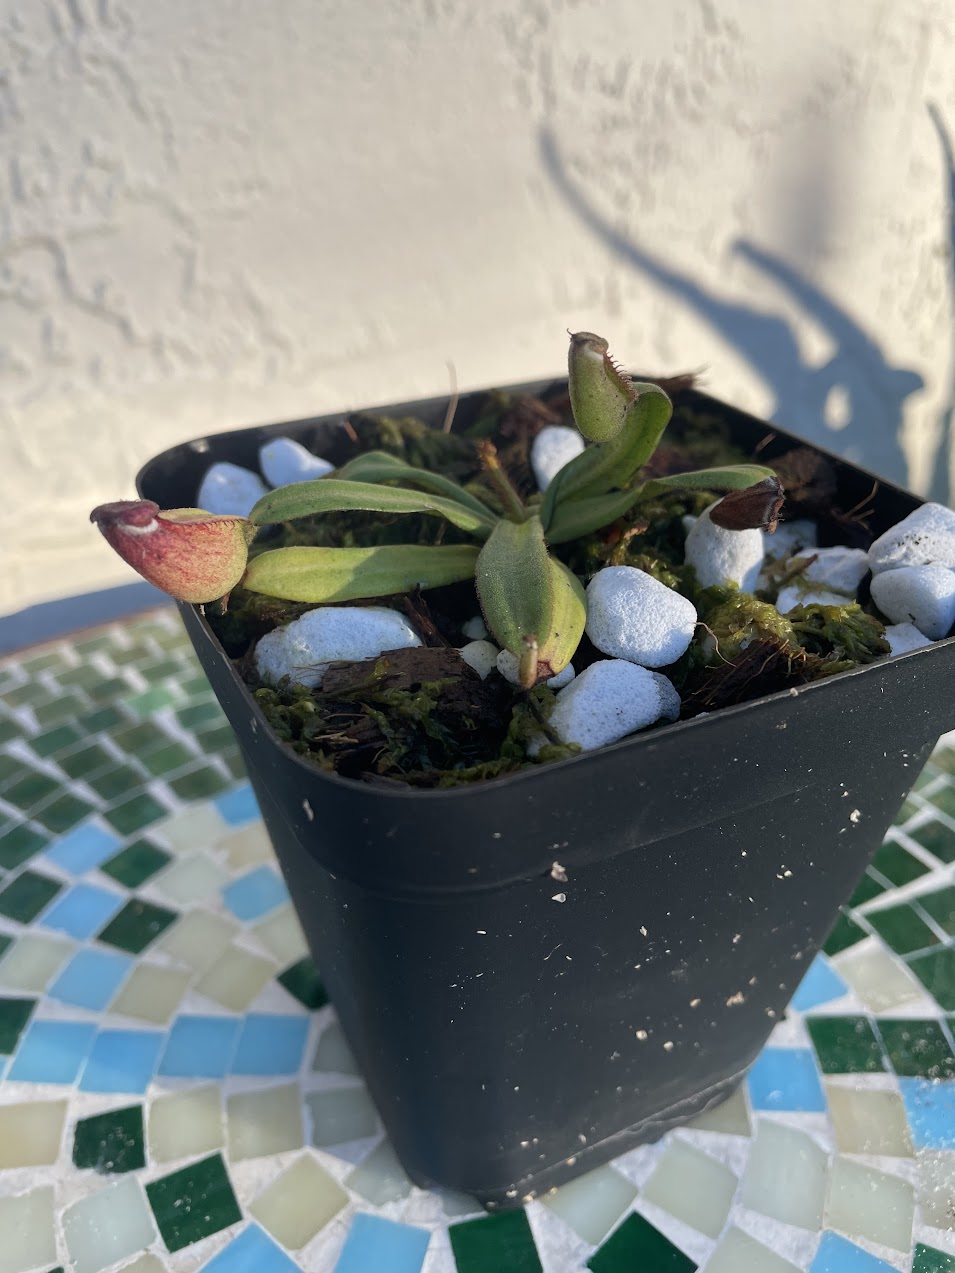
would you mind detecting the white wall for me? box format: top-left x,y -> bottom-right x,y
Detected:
3,0 -> 955,615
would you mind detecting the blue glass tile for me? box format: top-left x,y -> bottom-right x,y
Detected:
202,1224 -> 300,1273
747,1047 -> 826,1112
810,1231 -> 896,1272
333,1213 -> 430,1273
79,1028 -> 164,1093
899,1076 -> 955,1149
222,867 -> 288,921
41,882 -> 123,938
791,955 -> 849,1012
215,784 -> 259,827
8,1019 -> 97,1083
44,822 -> 121,874
231,1013 -> 308,1076
158,1015 -> 241,1078
49,948 -> 133,1010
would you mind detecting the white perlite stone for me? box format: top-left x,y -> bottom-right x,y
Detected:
461,615 -> 489,641
458,640 -> 499,680
530,425 -> 586,492
884,622 -> 933,655
776,586 -> 854,615
259,437 -> 334,487
496,649 -> 576,688
870,565 -> 955,641
869,502 -> 955,575
763,518 -> 818,561
585,567 -> 697,668
548,660 -> 680,752
684,506 -> 763,591
197,461 -> 269,517
255,606 -> 422,688
801,545 -> 869,594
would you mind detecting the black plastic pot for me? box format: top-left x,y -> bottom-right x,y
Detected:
139,380 -> 955,1209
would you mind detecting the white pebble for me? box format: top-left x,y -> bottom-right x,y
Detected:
459,640 -> 499,680
496,650 -> 576,688
197,462 -> 269,518
801,546 -> 869,595
259,437 -> 334,487
462,615 -> 489,641
884,623 -> 933,655
254,606 -> 422,688
763,519 -> 817,561
868,503 -> 955,575
776,586 -> 853,615
684,506 -> 764,592
870,565 -> 955,641
530,426 -> 586,492
548,661 -> 680,752
585,567 -> 697,668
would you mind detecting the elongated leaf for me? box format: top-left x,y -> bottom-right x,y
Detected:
249,478 -> 495,535
242,544 -> 480,603
632,464 -> 777,503
545,488 -> 641,544
335,450 -> 495,519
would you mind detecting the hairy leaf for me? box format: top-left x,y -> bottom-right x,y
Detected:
242,544 -> 480,603
249,478 -> 495,535
633,464 -> 777,503
335,450 -> 495,519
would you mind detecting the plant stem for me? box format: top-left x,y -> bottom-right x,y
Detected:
478,441 -> 527,522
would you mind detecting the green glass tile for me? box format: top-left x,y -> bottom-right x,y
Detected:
932,749 -> 955,778
915,1244 -> 955,1273
911,819 -> 955,864
0,996 -> 35,1052
806,1015 -> 886,1074
73,634 -> 117,656
35,793 -> 95,835
223,750 -> 247,780
823,911 -> 867,957
0,870 -> 62,922
195,723 -> 237,755
449,1210 -> 543,1273
3,770 -> 60,810
913,765 -> 941,792
141,742 -> 196,777
587,1213 -> 696,1273
72,1104 -> 145,1174
145,1152 -> 241,1252
278,957 -> 328,1010
100,839 -> 171,889
169,767 -> 230,801
110,722 -> 169,755
88,676 -> 134,704
98,899 -> 177,954
180,674 -> 214,699
929,784 -> 955,821
30,724 -> 83,759
2,682 -> 51,709
85,765 -> 144,802
867,903 -> 940,955
56,665 -> 107,691
0,825 -> 48,871
126,687 -> 175,718
21,651 -> 67,675
0,757 -> 35,791
77,706 -> 127,734
878,1019 -> 955,1079
897,797 -> 921,823
849,872 -> 887,907
0,717 -> 18,744
177,702 -> 225,731
104,793 -> 167,836
112,646 -> 145,667
0,936 -> 10,962
909,947 -> 955,1011
921,886 -> 955,935
139,658 -> 183,683
34,693 -> 89,727
57,743 -> 114,780
869,839 -> 931,885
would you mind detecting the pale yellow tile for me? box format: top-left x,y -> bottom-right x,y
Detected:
0,1100 -> 67,1168
0,1186 -> 56,1273
250,1153 -> 348,1249
312,1021 -> 360,1076
195,945 -> 276,1011
64,1175 -> 157,1273
741,1120 -> 827,1229
148,1085 -> 224,1163
345,1139 -> 413,1204
221,823 -> 274,870
690,1086 -> 751,1136
252,905 -> 309,967
826,1084 -> 913,1157
153,853 -> 230,905
227,1083 -> 305,1160
825,1156 -> 914,1251
154,804 -> 229,853
0,932 -> 74,991
541,1165 -> 637,1245
118,1258 -> 166,1273
642,1139 -> 737,1238
833,942 -> 924,1012
111,964 -> 191,1025
157,910 -> 238,973
307,1087 -> 379,1146
706,1227 -> 799,1273
917,1151 -> 955,1229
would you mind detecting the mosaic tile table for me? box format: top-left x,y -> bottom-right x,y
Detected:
4,608 -> 955,1272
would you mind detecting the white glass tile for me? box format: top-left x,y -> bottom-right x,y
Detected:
307,1086 -> 379,1146
148,1085 -> 224,1163
0,1099 -> 67,1168
194,944 -> 275,1011
221,823 -> 274,869
153,853 -> 230,905
706,1226 -> 800,1273
825,1156 -> 914,1251
312,1021 -> 360,1075
641,1137 -> 737,1238
249,1153 -> 348,1249
833,942 -> 924,1011
253,904 -> 309,966
826,1083 -> 913,1156
740,1119 -> 827,1229
156,909 -> 238,973
917,1150 -> 955,1230
690,1086 -> 751,1136
345,1139 -> 414,1204
110,963 -> 191,1024
0,1185 -> 56,1273
117,1258 -> 165,1273
63,1176 -> 157,1273
541,1164 -> 637,1245
227,1082 -> 304,1160
0,932 -> 74,991
155,804 -> 229,854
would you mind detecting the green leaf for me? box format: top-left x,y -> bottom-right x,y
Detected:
241,544 -> 480,603
632,464 -> 777,503
567,331 -> 636,442
545,488 -> 641,544
335,450 -> 495,519
475,516 -> 585,683
249,478 -> 495,535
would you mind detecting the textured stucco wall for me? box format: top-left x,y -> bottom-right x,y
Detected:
3,0 -> 955,614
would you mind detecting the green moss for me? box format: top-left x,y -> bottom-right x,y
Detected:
788,602 -> 890,673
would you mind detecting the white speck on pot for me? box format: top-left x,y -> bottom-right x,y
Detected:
552,893 -> 567,903
259,437 -> 334,486
254,605 -> 422,688
476,930 -> 486,935
690,998 -> 701,1007
635,1030 -> 648,1040
551,862 -> 568,882
640,926 -> 648,936
547,660 -> 680,752
663,1041 -> 674,1051
585,567 -> 697,667
776,585 -> 854,614
884,622 -> 933,654
462,615 -> 489,640
732,934 -> 741,943
850,809 -> 861,823
458,640 -> 499,680
763,518 -> 818,561
492,832 -> 502,840
870,565 -> 955,640
530,425 -> 586,491
726,991 -> 745,1006
684,505 -> 764,591
197,461 -> 269,517
303,799 -> 314,821
869,502 -> 955,574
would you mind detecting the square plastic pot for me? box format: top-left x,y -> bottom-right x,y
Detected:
138,380 -> 955,1209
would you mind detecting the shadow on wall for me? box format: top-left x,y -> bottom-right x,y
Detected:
928,103 -> 955,506
539,125 -> 927,491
